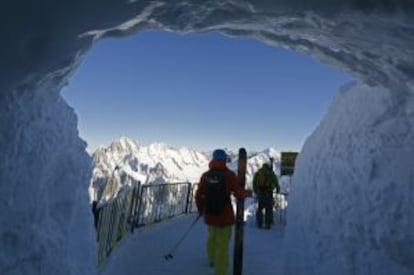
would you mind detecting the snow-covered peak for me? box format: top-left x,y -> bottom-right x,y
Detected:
90,137 -> 283,202
90,138 -> 210,202
119,136 -> 140,148
108,136 -> 140,154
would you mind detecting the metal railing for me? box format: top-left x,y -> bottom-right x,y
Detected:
133,182 -> 193,226
95,177 -> 197,266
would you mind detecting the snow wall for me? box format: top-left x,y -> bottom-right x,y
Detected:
284,83 -> 414,275
0,1 -> 413,275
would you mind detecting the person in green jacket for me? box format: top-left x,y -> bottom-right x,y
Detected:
253,163 -> 280,229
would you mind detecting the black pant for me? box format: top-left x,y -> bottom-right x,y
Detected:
256,192 -> 273,227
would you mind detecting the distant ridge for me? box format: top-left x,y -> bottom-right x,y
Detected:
89,137 -> 281,202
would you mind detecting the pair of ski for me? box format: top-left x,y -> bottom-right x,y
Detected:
233,148 -> 247,275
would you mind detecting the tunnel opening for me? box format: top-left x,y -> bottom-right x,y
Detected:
60,30 -> 351,272
1,2 -> 413,275
61,29 -> 350,210
62,30 -> 350,154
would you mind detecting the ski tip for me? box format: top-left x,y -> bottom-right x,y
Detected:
238,148 -> 247,159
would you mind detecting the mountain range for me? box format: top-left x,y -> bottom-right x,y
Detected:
89,137 -> 281,202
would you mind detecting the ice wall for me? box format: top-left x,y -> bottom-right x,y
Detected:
0,1 -> 413,274
283,82 -> 414,274
0,80 -> 96,274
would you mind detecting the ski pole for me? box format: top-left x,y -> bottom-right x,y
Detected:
164,215 -> 201,260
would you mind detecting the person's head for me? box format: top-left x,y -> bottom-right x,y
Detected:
212,149 -> 229,162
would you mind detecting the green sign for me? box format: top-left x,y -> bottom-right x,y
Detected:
280,152 -> 298,176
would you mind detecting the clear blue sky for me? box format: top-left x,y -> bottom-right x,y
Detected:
62,31 -> 350,153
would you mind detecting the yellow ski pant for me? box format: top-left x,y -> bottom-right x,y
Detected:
207,225 -> 232,275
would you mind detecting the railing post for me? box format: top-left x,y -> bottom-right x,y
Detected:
105,203 -> 116,256
185,182 -> 192,214
134,185 -> 146,227
159,184 -> 167,221
128,182 -> 140,233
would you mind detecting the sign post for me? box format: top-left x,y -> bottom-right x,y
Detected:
280,152 -> 299,176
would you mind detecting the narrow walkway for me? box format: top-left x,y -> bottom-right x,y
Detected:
100,201 -> 285,275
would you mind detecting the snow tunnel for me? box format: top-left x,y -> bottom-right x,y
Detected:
0,1 -> 413,275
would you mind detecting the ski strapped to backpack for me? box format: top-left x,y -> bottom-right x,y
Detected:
204,168 -> 229,215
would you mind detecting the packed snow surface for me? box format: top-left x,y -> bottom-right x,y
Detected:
100,205 -> 286,275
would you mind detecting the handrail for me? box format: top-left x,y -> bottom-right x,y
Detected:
94,178 -> 197,266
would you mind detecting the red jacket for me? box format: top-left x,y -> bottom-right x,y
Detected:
195,160 -> 249,227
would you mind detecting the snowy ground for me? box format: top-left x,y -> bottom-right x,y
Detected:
100,200 -> 285,275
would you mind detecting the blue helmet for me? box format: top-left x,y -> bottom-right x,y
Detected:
212,149 -> 227,161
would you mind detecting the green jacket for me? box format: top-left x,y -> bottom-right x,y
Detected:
253,166 -> 280,194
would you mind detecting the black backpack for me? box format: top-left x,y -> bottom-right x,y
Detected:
204,168 -> 229,215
